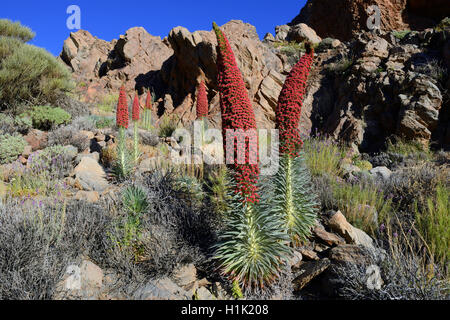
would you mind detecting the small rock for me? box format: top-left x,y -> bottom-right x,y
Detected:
73,157 -> 109,192
329,244 -> 371,265
313,225 -> 345,246
263,32 -> 275,42
173,263 -> 197,289
298,247 -> 319,261
74,190 -> 100,202
195,287 -> 215,300
80,130 -> 95,140
370,166 -> 392,181
24,129 -> 48,151
292,259 -> 331,291
134,277 -> 189,300
289,23 -> 322,44
22,145 -> 32,158
290,250 -> 303,268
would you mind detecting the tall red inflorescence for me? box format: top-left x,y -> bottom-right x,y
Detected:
196,81 -> 209,119
275,43 -> 314,157
145,90 -> 152,110
132,92 -> 140,121
213,22 -> 259,203
116,85 -> 129,129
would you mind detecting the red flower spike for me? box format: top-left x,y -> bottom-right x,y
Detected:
132,92 -> 140,121
145,90 -> 152,110
275,43 -> 314,157
213,22 -> 259,203
196,81 -> 209,119
116,85 -> 129,129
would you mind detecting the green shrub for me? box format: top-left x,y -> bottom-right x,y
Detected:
392,30 -> 411,40
0,38 -> 73,110
354,159 -> 373,171
0,134 -> 26,164
326,56 -> 353,75
0,19 -> 35,42
415,184 -> 449,268
333,181 -> 392,234
158,115 -> 179,138
24,106 -> 71,130
97,93 -> 119,114
303,137 -> 345,177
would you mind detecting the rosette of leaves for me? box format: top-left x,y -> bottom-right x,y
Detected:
213,175 -> 292,289
260,153 -> 318,244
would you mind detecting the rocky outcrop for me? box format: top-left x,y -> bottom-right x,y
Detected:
60,27 -> 173,104
160,20 -> 285,128
289,0 -> 450,41
60,18 -> 449,151
303,27 -> 449,151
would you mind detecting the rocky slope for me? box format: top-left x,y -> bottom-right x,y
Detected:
290,0 -> 450,41
60,17 -> 450,151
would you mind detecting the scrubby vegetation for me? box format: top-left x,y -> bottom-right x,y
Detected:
0,20 -> 73,112
0,18 -> 448,301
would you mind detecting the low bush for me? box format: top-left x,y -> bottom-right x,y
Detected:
0,19 -> 34,42
23,106 -> 71,130
303,137 -> 345,177
332,180 -> 392,234
0,42 -> 73,111
47,124 -> 91,152
0,133 -> 26,164
415,184 -> 449,268
0,198 -> 111,299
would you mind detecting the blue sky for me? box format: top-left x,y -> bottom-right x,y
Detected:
1,0 -> 307,56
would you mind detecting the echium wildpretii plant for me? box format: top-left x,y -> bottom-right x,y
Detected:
113,85 -> 134,180
212,22 -> 291,289
196,81 -> 209,144
132,91 -> 141,163
142,89 -> 154,130
262,42 -> 318,244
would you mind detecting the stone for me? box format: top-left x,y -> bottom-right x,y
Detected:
289,23 -> 322,44
195,287 -> 215,300
73,157 -> 109,192
298,247 -> 319,261
80,130 -> 95,140
290,250 -> 303,268
275,25 -> 291,41
173,264 -> 197,289
22,145 -> 32,158
263,32 -> 275,42
325,211 -> 375,250
292,258 -> 331,291
74,190 -> 100,202
24,129 -> 48,151
133,277 -> 190,300
329,244 -> 371,265
313,225 -> 345,246
54,259 -> 104,300
370,166 -> 392,181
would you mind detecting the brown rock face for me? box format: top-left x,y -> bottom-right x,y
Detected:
290,0 -> 449,41
60,27 -> 173,103
161,20 -> 284,128
61,21 -> 285,129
